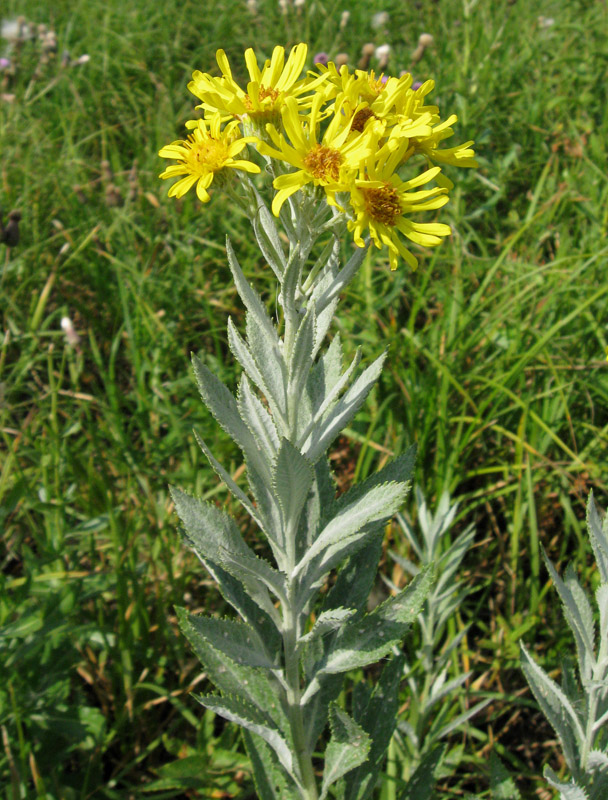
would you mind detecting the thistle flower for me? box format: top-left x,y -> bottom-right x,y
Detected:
313,52 -> 329,67
159,114 -> 260,202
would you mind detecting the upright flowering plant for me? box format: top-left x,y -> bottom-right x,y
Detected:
160,43 -> 475,799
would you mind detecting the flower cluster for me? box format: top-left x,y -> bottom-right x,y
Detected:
159,43 -> 476,270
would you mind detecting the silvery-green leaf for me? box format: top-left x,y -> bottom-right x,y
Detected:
237,373 -> 280,464
320,705 -> 371,800
597,585 -> 608,646
171,487 -> 280,621
192,355 -> 271,483
227,317 -> 285,424
246,313 -> 288,419
587,749 -> 608,772
292,480 -> 410,582
587,492 -> 608,584
323,532 -> 384,618
242,730 -> 300,800
246,458 -> 286,554
302,671 -> 344,751
250,186 -> 286,279
544,767 -> 588,800
176,610 -> 285,731
301,351 -> 387,462
310,567 -> 434,684
309,332 -> 343,411
226,237 -> 279,344
296,458 -> 336,557
312,243 -> 369,315
177,609 -> 278,669
298,608 -> 356,645
542,551 -> 595,684
521,643 -> 584,773
271,439 -> 314,533
397,744 -> 447,800
489,752 -> 522,800
197,694 -> 298,782
193,429 -> 264,531
344,654 -> 405,800
287,307 -> 316,403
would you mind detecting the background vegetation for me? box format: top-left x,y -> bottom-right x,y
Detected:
1,0 -> 607,796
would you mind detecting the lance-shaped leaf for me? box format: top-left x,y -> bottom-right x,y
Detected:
272,439 -> 314,533
587,492 -> 608,584
302,567 -> 434,701
292,480 -> 410,583
544,767 -> 589,800
520,643 -> 585,774
196,694 -> 298,784
242,730 -> 300,800
301,351 -> 387,462
178,609 -> 278,669
323,532 -> 384,618
250,186 -> 286,279
296,457 -> 336,557
312,242 -> 369,315
344,654 -> 406,800
171,487 -> 283,619
542,551 -> 595,685
227,317 -> 286,425
320,705 -> 371,800
193,430 -> 264,531
287,306 -> 316,400
237,373 -> 280,465
246,458 -> 286,555
596,585 -> 608,675
176,609 -> 286,733
226,236 -> 279,344
298,608 -> 357,646
192,355 -> 271,483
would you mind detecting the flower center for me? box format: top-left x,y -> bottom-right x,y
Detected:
243,86 -> 282,117
350,108 -> 377,133
187,136 -> 230,173
303,145 -> 344,182
363,183 -> 402,226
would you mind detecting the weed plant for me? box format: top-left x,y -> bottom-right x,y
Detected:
1,0 -> 607,797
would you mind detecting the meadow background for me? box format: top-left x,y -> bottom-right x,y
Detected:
1,0 -> 607,797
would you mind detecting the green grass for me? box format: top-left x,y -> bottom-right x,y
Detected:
1,0 -> 607,796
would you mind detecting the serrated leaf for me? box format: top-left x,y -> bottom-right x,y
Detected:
296,457 -> 336,557
298,608 -> 356,645
177,609 -> 278,669
288,306 -> 316,402
176,610 -> 286,733
544,767 -> 589,800
323,532 -> 384,617
303,567 -> 434,698
542,550 -> 595,684
250,186 -> 286,280
243,730 -> 300,800
521,643 -> 584,773
293,480 -> 410,582
192,354 -> 271,483
237,373 -> 280,464
320,705 -> 371,799
301,351 -> 387,462
226,237 -> 279,344
489,752 -> 521,799
197,694 -> 298,783
312,242 -> 369,315
272,439 -> 314,533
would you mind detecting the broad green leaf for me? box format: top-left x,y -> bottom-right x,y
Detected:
521,643 -> 584,773
489,751 -> 522,799
301,351 -> 387,463
177,609 -> 278,669
298,608 -> 356,646
272,439 -> 314,533
320,705 -> 371,800
196,694 -> 297,783
192,355 -> 271,483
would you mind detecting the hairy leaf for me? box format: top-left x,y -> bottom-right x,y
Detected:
320,705 -> 371,799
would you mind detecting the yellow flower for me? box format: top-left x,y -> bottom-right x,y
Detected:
348,138 -> 451,270
189,43 -> 322,124
258,93 -> 380,216
158,113 -> 260,202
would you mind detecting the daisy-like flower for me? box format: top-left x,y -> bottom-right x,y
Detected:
158,113 -> 260,202
348,138 -> 451,270
257,93 -> 381,216
188,43 -> 323,125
